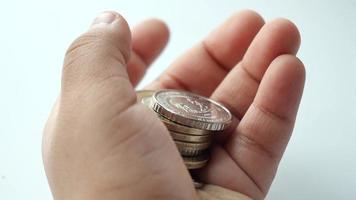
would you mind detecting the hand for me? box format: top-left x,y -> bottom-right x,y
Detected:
43,10 -> 305,200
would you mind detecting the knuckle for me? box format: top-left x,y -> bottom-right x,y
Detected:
237,131 -> 278,162
64,30 -> 127,67
63,31 -> 105,70
62,30 -> 127,81
65,33 -> 95,59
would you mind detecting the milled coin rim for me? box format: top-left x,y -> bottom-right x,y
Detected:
175,140 -> 211,156
183,153 -> 210,169
178,148 -> 206,156
175,140 -> 211,149
159,115 -> 211,136
152,89 -> 232,131
137,90 -> 218,135
170,130 -> 212,143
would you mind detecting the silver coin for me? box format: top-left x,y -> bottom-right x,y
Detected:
152,90 -> 232,131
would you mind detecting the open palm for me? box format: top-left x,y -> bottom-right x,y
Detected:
43,10 -> 304,200
136,10 -> 305,199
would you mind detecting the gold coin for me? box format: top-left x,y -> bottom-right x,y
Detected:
170,130 -> 212,143
175,140 -> 211,156
136,90 -> 155,107
183,153 -> 209,169
159,115 -> 211,136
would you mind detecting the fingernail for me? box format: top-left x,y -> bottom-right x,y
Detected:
92,12 -> 117,25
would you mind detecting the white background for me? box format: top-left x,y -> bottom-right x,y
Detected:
1,0 -> 355,199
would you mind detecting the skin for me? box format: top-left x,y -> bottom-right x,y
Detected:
43,10 -> 305,200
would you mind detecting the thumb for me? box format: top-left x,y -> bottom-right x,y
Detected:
61,11 -> 135,113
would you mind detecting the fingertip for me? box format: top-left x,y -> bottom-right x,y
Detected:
204,9 -> 265,69
257,54 -> 306,120
91,11 -> 129,29
270,54 -> 305,84
63,11 -> 133,90
87,11 -> 131,62
131,18 -> 170,64
233,9 -> 265,26
90,11 -> 131,33
141,18 -> 170,42
242,17 -> 302,81
126,18 -> 170,86
268,18 -> 301,53
132,18 -> 170,40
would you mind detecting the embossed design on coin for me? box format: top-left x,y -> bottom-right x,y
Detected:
152,90 -> 232,130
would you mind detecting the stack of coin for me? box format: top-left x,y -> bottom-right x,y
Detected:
136,90 -> 232,186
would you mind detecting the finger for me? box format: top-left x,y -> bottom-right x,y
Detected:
127,19 -> 169,86
212,18 -> 301,120
62,12 -> 136,114
225,55 -> 305,194
147,10 -> 264,96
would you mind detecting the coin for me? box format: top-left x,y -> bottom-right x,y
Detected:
158,115 -> 211,136
169,130 -> 212,143
138,91 -> 214,135
152,90 -> 232,131
175,140 -> 211,156
136,90 -> 155,107
183,153 -> 209,169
